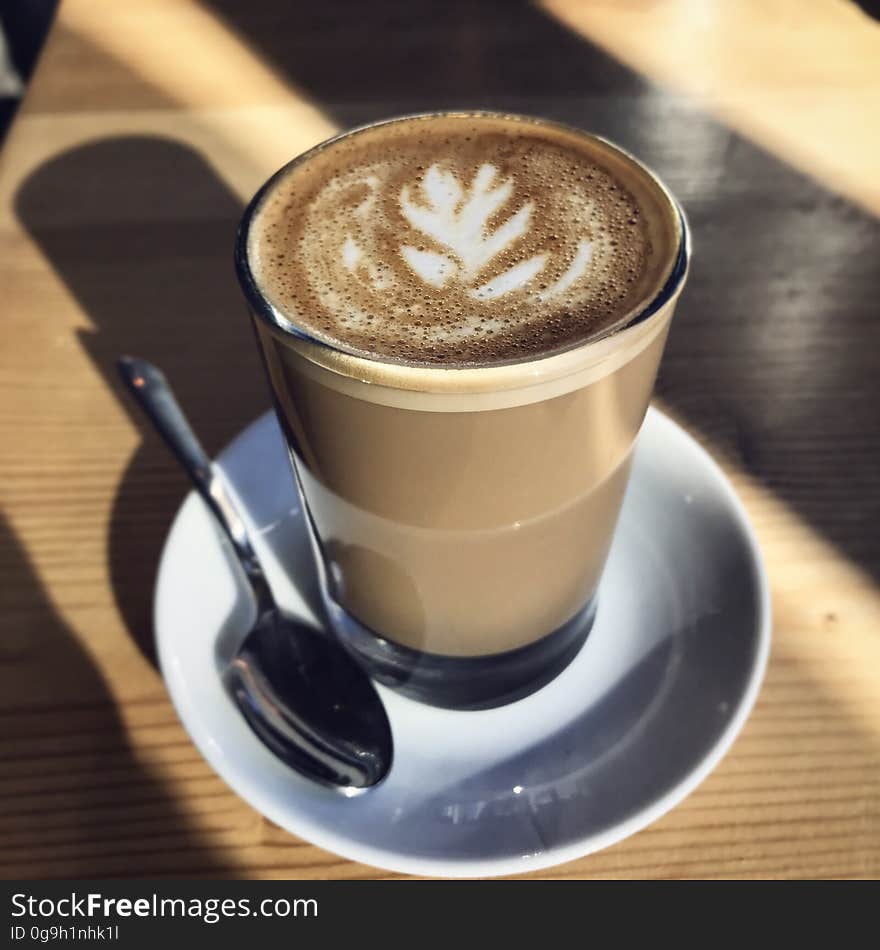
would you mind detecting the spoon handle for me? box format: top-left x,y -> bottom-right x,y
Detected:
117,356 -> 273,611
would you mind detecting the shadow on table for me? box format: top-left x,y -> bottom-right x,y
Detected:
15,137 -> 266,669
200,0 -> 880,582
852,1 -> 880,23
0,512 -> 234,877
205,0 -> 647,128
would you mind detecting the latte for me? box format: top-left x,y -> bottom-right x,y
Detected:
247,114 -> 673,366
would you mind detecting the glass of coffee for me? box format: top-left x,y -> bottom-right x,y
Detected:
235,112 -> 689,709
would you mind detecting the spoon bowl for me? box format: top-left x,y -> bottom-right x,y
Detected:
224,612 -> 392,789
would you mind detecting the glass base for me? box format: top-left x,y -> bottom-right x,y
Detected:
324,597 -> 597,710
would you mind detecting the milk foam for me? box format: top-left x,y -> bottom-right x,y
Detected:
249,114 -> 659,366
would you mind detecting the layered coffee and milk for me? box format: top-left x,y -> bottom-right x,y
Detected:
247,114 -> 672,367
240,114 -> 685,672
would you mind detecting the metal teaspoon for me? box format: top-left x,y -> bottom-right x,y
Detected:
117,356 -> 392,791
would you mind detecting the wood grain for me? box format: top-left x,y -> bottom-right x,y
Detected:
541,0 -> 880,215
0,0 -> 878,879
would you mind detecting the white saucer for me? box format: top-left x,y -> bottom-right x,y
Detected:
155,407 -> 770,878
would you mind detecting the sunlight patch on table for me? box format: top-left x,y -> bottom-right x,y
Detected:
541,0 -> 880,216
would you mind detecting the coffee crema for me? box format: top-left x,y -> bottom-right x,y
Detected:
246,114 -> 675,366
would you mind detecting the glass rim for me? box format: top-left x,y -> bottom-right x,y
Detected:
234,110 -> 691,376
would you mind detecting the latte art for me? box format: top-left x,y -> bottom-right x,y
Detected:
395,163 -> 593,301
249,114 -> 663,365
400,164 -> 535,291
400,164 -> 598,310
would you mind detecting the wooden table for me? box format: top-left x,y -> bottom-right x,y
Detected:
1,0 -> 878,879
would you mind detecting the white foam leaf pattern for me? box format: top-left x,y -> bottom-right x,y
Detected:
540,240 -> 594,300
341,234 -> 391,289
400,163 -> 534,284
342,236 -> 362,271
400,246 -> 458,288
336,162 -> 597,304
471,254 -> 548,301
422,164 -> 463,212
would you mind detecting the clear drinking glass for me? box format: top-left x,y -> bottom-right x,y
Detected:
235,112 -> 689,709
